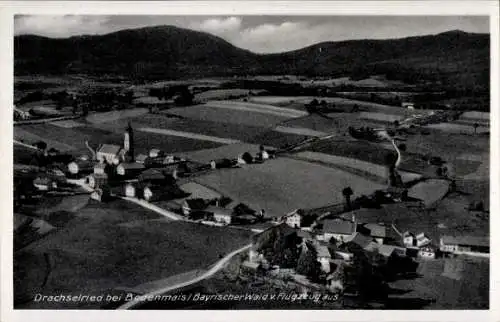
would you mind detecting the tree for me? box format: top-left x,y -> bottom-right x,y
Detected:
296,248 -> 321,282
393,120 -> 400,128
398,143 -> 407,152
34,141 -> 47,151
473,122 -> 479,134
342,187 -> 354,210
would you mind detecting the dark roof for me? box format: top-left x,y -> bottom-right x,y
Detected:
344,232 -> 373,249
363,223 -> 387,238
441,235 -> 489,248
323,219 -> 355,235
119,163 -> 145,170
98,144 -> 121,155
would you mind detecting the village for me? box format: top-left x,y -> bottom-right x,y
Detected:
13,89 -> 489,308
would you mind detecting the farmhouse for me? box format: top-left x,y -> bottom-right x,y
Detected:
87,173 -> 108,189
378,244 -> 406,258
124,183 -> 136,197
343,232 -> 379,253
149,149 -> 164,158
282,209 -> 304,228
94,163 -> 106,175
321,219 -> 356,243
96,144 -> 122,164
439,235 -> 489,257
68,160 -> 94,176
135,154 -> 148,164
205,206 -> 233,225
361,223 -> 387,244
402,102 -> 415,110
33,176 -> 57,191
210,158 -> 236,169
418,246 -> 437,259
116,162 -> 145,176
141,183 -> 185,202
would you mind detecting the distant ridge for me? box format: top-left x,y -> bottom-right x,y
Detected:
14,26 -> 489,90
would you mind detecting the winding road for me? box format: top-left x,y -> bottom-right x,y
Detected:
117,243 -> 252,310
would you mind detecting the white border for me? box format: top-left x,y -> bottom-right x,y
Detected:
1,1 -> 499,322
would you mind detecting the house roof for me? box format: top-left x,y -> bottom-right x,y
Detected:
205,206 -> 233,217
33,177 -> 51,185
441,235 -> 489,248
119,163 -> 145,170
150,148 -> 161,154
364,223 -> 387,238
323,219 -> 355,235
138,169 -> 166,181
136,154 -> 148,162
344,232 -> 374,249
98,144 -> 121,155
378,244 -> 405,257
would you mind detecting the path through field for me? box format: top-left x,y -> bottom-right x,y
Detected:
137,127 -> 242,145
204,100 -> 308,118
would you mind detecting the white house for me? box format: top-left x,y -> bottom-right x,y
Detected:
402,102 -> 415,110
418,246 -> 436,259
149,149 -> 164,158
94,162 -> 106,175
206,206 -> 232,225
124,183 -> 136,197
96,144 -> 122,164
415,233 -> 431,247
282,209 -> 303,228
403,232 -> 416,247
33,177 -> 57,191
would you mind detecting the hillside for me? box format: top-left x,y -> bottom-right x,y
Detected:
14,26 -> 489,90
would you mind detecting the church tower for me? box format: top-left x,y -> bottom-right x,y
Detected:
124,121 -> 134,161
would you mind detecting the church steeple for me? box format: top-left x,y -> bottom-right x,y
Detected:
124,121 -> 134,161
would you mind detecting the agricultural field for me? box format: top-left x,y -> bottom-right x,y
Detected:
49,120 -> 85,128
15,199 -> 253,309
165,104 -> 289,128
193,157 -> 385,217
358,111 -> 404,123
178,143 -> 263,164
203,100 -> 308,118
92,113 -> 268,144
15,123 -> 223,156
194,89 -> 252,102
85,108 -> 149,124
424,123 -> 489,134
14,127 -> 78,152
293,151 -> 422,184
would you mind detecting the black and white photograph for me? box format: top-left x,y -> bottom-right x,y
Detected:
1,1 -> 499,320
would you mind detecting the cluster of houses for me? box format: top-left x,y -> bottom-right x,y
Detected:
241,204 -> 490,294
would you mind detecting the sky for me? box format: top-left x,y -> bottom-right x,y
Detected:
14,15 -> 489,53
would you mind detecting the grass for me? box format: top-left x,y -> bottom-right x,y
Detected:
166,104 -> 288,128
93,113 -> 268,143
193,157 -> 385,217
15,199 -> 253,309
425,123 -> 489,134
16,123 -> 223,155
